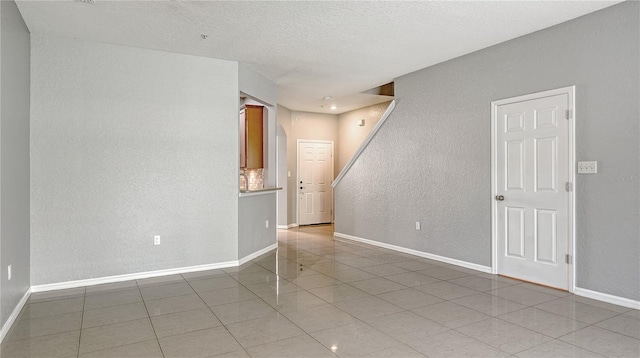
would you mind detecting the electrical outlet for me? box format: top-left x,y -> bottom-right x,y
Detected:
578,161 -> 598,174
415,222 -> 421,230
8,265 -> 11,281
265,220 -> 270,228
154,235 -> 161,245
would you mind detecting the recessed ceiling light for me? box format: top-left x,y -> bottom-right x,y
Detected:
201,34 -> 208,40
330,105 -> 337,110
322,96 -> 332,100
78,0 -> 94,3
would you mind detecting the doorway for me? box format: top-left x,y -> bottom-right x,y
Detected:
491,86 -> 575,291
297,140 -> 334,225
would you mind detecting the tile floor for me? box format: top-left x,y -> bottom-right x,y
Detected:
2,225 -> 639,357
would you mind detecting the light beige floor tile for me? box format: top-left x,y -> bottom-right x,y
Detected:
261,290 -> 326,312
150,307 -> 221,338
364,311 -> 449,345
571,295 -> 633,313
211,298 -> 276,325
224,263 -> 267,275
198,286 -> 258,307
243,279 -> 302,297
159,326 -> 243,358
418,267 -> 473,280
246,334 -> 336,358
363,344 -> 425,358
28,288 -> 85,304
534,297 -> 620,324
144,293 -> 206,317
408,330 -> 510,357
79,340 -> 163,358
414,281 -> 478,300
187,276 -> 240,293
308,261 -> 354,275
456,317 -> 552,354
211,350 -> 251,358
515,339 -> 604,358
84,289 -> 142,310
359,264 -> 409,277
339,257 -> 381,268
452,292 -> 526,316
559,326 -> 640,357
499,307 -> 589,338
282,304 -> 359,333
349,278 -> 407,295
334,296 -> 403,320
292,274 -> 341,289
139,282 -> 194,301
309,321 -> 400,357
377,288 -> 443,310
411,301 -> 491,329
136,274 -> 185,288
368,253 -> 409,264
19,297 -> 84,320
449,276 -> 515,292
6,312 -> 82,341
514,282 -> 572,297
226,312 -> 305,348
85,281 -> 138,295
390,260 -> 439,272
82,302 -> 148,328
490,285 -> 559,306
181,269 -> 229,281
384,272 -> 441,287
329,269 -> 377,283
0,330 -> 80,358
233,270 -> 279,285
596,313 -> 640,339
79,318 -> 156,354
308,284 -> 370,303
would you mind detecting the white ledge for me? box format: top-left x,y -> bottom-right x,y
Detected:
239,187 -> 282,197
332,100 -> 395,188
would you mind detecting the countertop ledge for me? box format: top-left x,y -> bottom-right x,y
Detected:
239,187 -> 282,197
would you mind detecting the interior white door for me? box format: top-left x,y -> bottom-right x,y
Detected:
298,141 -> 333,225
496,93 -> 570,289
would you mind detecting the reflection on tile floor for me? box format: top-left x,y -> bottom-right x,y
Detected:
2,224 -> 639,357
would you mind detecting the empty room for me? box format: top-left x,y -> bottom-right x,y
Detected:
0,1 -> 638,357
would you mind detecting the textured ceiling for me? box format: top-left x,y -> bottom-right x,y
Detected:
16,0 -> 620,114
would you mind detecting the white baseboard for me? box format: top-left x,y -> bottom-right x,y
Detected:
574,287 -> 640,310
334,232 -> 492,274
238,243 -> 278,266
277,225 -> 289,229
288,223 -> 299,229
0,288 -> 31,343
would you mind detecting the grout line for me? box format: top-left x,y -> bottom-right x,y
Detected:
136,279 -> 166,358
76,286 -> 87,358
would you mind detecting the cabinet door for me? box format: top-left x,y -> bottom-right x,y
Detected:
239,109 -> 246,168
245,105 -> 264,168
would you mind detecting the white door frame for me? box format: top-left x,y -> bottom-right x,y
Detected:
491,86 -> 576,292
296,139 -> 334,226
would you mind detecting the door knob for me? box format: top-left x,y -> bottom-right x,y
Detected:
495,195 -> 505,201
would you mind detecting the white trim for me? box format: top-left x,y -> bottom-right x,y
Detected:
277,225 -> 289,229
288,223 -> 299,229
574,287 -> 640,310
490,86 -> 576,292
30,243 -> 279,294
238,243 -> 278,266
334,232 -> 492,274
0,288 -> 31,343
238,188 -> 281,197
332,100 -> 396,188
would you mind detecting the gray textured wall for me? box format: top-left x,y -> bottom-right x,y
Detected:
238,194 -> 277,258
0,0 -> 31,327
30,35 -> 240,285
335,2 -> 639,300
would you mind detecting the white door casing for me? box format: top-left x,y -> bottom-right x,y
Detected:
297,140 -> 334,225
491,87 -> 575,291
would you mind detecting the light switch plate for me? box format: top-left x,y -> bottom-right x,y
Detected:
578,161 -> 598,174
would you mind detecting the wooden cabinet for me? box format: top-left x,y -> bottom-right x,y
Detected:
240,105 -> 264,169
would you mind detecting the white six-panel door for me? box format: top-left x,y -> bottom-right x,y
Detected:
298,140 -> 333,225
494,90 -> 573,290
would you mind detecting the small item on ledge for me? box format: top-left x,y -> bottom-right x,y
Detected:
239,168 -> 264,191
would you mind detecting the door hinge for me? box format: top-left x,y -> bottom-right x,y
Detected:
565,254 -> 572,265
565,182 -> 572,192
565,109 -> 571,120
